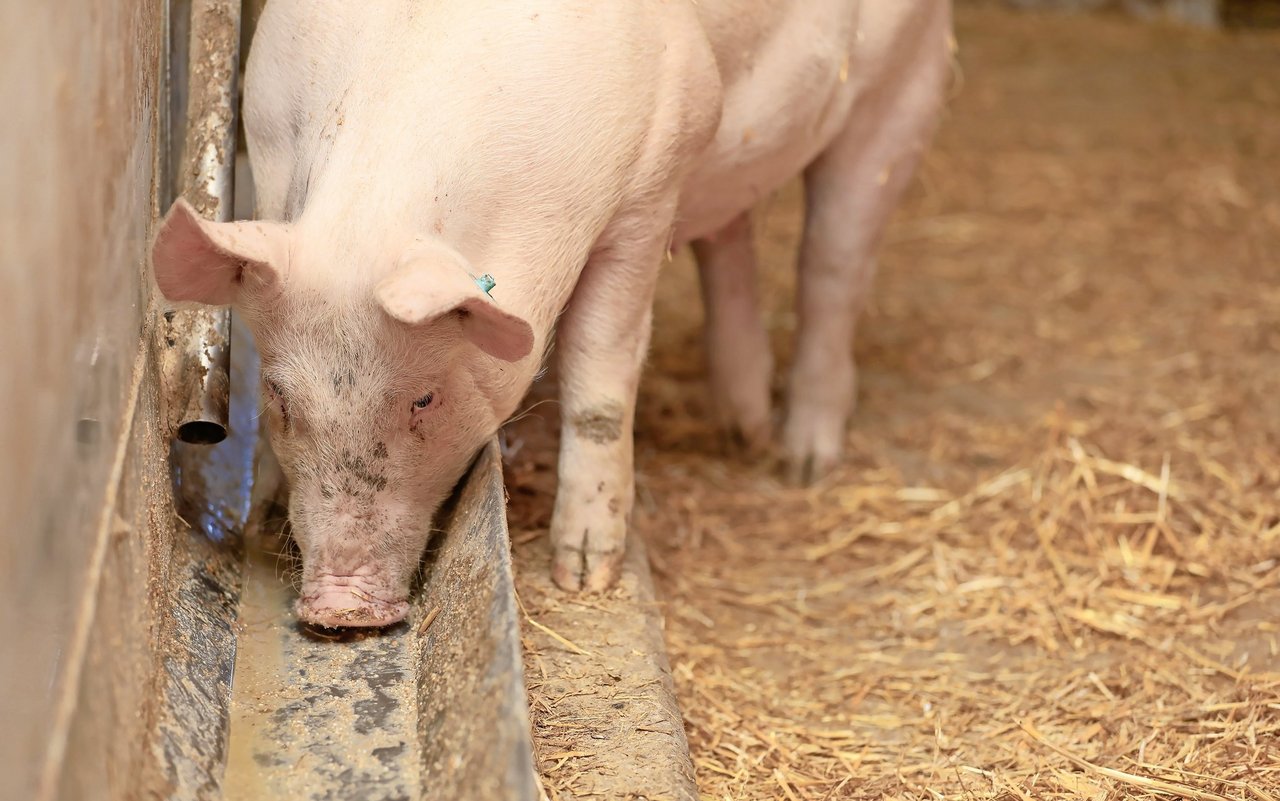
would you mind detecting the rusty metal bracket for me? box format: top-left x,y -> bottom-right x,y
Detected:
161,0 -> 241,444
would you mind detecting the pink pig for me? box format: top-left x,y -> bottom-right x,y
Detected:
152,1 -> 952,627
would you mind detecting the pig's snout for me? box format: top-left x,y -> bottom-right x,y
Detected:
296,573 -> 410,629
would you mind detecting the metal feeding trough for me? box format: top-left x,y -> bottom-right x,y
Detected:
154,2 -> 540,798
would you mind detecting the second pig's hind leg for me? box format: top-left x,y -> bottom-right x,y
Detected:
783,25 -> 951,484
691,211 -> 774,454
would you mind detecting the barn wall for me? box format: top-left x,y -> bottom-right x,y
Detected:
0,3 -> 176,800
998,0 -> 1280,26
999,0 -> 1220,25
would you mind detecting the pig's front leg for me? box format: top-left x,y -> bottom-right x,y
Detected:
550,217 -> 670,592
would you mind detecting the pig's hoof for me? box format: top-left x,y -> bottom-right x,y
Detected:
296,587 -> 410,629
781,412 -> 846,486
722,417 -> 773,458
551,544 -> 623,593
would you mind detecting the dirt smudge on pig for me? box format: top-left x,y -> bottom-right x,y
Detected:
570,403 -> 625,444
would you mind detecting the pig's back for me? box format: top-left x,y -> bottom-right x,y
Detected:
243,0 -> 721,291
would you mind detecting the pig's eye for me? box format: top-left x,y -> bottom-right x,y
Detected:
265,379 -> 289,416
263,377 -> 294,431
412,392 -> 435,411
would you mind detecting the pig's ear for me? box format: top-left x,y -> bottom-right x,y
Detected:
151,198 -> 287,305
375,243 -> 534,363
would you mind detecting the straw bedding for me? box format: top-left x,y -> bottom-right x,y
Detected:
509,4 -> 1280,798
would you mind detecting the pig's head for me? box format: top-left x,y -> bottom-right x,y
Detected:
152,199 -> 534,628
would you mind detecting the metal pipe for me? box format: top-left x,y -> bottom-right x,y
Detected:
162,0 -> 241,445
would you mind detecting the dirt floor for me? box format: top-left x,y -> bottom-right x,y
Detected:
507,4 -> 1280,799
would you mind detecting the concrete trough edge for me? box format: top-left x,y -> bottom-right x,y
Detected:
415,443 -> 541,801
517,527 -> 699,800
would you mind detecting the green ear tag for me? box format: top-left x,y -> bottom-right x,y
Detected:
475,274 -> 496,296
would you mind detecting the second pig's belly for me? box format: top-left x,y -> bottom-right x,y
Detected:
673,49 -> 860,245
